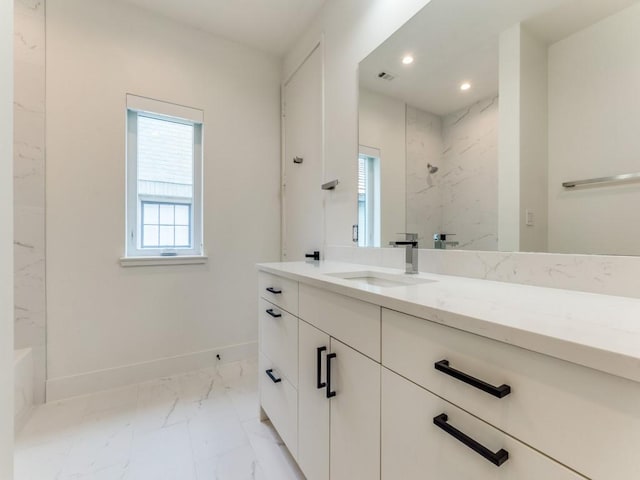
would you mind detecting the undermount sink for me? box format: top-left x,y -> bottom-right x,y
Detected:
326,271 -> 436,288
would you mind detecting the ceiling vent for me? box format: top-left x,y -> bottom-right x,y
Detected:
377,71 -> 396,81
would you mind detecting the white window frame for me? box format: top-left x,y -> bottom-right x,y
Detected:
124,95 -> 204,260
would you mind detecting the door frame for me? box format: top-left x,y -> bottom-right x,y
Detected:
281,36 -> 326,261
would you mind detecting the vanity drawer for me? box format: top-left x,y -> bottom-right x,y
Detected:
260,353 -> 298,459
259,298 -> 298,388
299,284 -> 381,362
258,271 -> 298,316
382,308 -> 640,480
382,368 -> 584,480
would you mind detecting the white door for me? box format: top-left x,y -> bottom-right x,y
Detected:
283,46 -> 323,261
329,338 -> 381,480
297,320 -> 330,480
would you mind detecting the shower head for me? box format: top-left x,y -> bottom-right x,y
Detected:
427,163 -> 439,174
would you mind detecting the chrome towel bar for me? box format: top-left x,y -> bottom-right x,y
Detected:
562,172 -> 640,188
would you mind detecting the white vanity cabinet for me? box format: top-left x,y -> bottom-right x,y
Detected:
259,273 -> 382,480
258,266 -> 640,480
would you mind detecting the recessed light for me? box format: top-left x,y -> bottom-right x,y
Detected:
402,55 -> 414,65
460,82 -> 471,91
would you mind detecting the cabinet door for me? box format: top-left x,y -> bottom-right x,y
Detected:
298,320 -> 330,480
381,368 -> 585,480
259,353 -> 298,458
330,338 -> 381,480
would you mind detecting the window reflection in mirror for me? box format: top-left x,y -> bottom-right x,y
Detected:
358,148 -> 381,247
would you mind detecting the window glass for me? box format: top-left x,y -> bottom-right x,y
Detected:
137,115 -> 194,250
141,201 -> 192,248
358,153 -> 381,247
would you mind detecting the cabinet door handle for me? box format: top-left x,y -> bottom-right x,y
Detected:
326,353 -> 337,398
265,369 -> 282,384
433,413 -> 509,467
266,287 -> 282,294
265,309 -> 282,318
434,360 -> 511,398
316,346 -> 327,389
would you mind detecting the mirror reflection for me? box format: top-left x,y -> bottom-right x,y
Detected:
358,0 -> 640,255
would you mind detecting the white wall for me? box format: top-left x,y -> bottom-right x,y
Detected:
519,27 -> 548,253
498,24 -> 549,253
548,3 -> 640,255
0,0 -> 14,474
358,88 -> 406,246
46,0 -> 281,397
284,0 -> 432,247
498,24 -> 523,252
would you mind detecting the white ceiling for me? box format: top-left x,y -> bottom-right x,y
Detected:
116,0 -> 326,56
359,0 -> 637,116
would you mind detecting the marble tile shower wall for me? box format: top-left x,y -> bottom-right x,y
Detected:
326,246 -> 640,299
406,97 -> 499,251
405,105 -> 442,246
14,0 -> 46,403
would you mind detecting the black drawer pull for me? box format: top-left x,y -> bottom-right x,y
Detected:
265,369 -> 282,383
434,413 -> 509,467
317,346 -> 327,389
435,360 -> 511,398
265,309 -> 282,318
326,353 -> 337,398
266,287 -> 282,294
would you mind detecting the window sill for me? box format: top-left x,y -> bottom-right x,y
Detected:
119,255 -> 208,267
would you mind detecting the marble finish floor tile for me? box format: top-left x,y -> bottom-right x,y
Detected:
15,359 -> 305,480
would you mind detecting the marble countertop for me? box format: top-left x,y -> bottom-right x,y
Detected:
258,261 -> 640,384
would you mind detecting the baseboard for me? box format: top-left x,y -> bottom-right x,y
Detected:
46,341 -> 257,402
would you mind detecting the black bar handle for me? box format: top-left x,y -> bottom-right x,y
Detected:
435,360 -> 511,398
317,346 -> 327,389
433,413 -> 509,467
265,369 -> 282,383
265,309 -> 282,318
266,287 -> 282,294
305,251 -> 320,261
326,353 -> 337,398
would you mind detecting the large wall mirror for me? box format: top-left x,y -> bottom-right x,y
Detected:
357,0 -> 640,255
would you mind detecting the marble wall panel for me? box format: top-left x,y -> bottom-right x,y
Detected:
14,0 -> 46,403
406,96 -> 499,250
326,245 -> 640,299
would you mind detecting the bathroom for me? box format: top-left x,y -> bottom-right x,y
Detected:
1,0 -> 640,478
